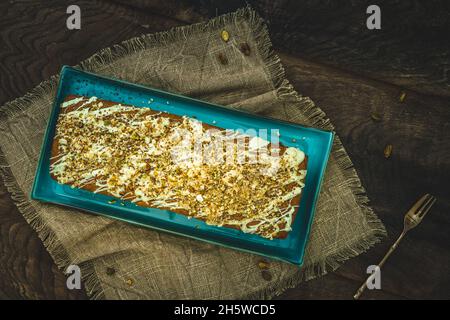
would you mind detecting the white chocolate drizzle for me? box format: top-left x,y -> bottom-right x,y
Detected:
51,96 -> 307,239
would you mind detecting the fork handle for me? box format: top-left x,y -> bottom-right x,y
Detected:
353,231 -> 406,299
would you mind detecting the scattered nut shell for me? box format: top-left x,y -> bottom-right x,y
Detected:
258,260 -> 270,270
221,30 -> 230,42
384,144 -> 393,158
240,42 -> 251,56
105,267 -> 116,275
217,53 -> 228,65
125,278 -> 134,286
370,112 -> 382,122
261,270 -> 272,281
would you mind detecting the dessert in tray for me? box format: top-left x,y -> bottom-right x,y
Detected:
50,95 -> 308,239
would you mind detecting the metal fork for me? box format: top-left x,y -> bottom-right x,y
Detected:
353,193 -> 436,299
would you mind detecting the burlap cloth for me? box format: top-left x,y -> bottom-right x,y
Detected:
0,8 -> 386,299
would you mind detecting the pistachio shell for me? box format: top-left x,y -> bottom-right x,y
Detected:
125,279 -> 134,286
258,260 -> 270,270
261,270 -> 272,281
221,30 -> 230,42
384,144 -> 393,158
371,112 -> 382,122
240,42 -> 251,55
217,53 -> 228,65
105,267 -> 115,275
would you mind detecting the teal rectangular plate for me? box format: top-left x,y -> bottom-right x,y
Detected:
31,66 -> 334,265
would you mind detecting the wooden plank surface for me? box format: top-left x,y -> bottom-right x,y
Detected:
250,0 -> 450,98
0,0 -> 449,300
280,54 -> 450,299
113,0 -> 450,97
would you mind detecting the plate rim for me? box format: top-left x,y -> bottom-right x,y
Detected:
31,65 -> 335,265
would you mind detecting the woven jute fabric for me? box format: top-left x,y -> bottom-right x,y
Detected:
0,8 -> 386,299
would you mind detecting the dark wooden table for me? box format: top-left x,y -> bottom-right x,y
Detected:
0,0 -> 449,300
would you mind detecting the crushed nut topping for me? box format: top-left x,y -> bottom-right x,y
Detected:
51,96 -> 307,239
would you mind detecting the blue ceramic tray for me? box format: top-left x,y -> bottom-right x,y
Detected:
31,66 -> 334,265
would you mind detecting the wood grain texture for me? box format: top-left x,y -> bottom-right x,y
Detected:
251,0 -> 450,97
0,0 -> 151,301
0,0 -> 449,299
279,54 -> 450,299
114,0 -> 450,97
0,182 -> 87,299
